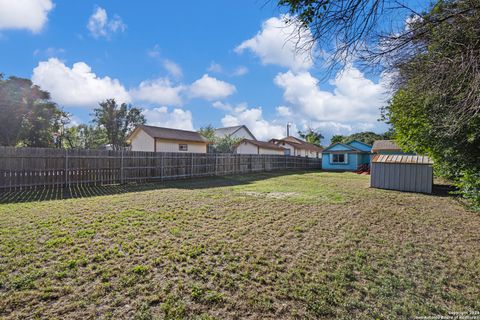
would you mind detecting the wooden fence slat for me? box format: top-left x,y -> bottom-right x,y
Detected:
0,146 -> 322,190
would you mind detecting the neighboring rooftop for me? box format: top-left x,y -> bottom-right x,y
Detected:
239,139 -> 286,151
270,136 -> 324,152
133,125 -> 208,143
372,140 -> 402,153
214,125 -> 257,141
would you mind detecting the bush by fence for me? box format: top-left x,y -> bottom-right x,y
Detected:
0,147 -> 321,190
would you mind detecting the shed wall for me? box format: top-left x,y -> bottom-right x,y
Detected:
371,163 -> 432,193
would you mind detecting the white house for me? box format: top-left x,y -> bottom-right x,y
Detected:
235,139 -> 286,155
214,125 -> 256,141
269,136 -> 323,158
127,125 -> 209,153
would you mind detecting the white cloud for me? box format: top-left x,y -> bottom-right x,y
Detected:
207,62 -> 223,73
189,74 -> 236,100
274,66 -> 388,123
87,7 -> 126,39
235,15 -> 313,71
32,58 -> 131,107
221,103 -> 285,140
276,106 -> 292,117
130,78 -> 184,106
273,65 -> 390,140
143,106 -> 194,130
212,101 -> 234,112
163,59 -> 183,79
232,66 -> 249,76
0,0 -> 53,33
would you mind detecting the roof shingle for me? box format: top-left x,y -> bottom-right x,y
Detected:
372,140 -> 402,152
136,125 -> 208,143
239,139 -> 286,151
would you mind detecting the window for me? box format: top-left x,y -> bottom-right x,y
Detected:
178,144 -> 188,151
331,153 -> 347,164
284,149 -> 291,156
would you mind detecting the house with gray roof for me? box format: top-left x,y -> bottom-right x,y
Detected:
214,125 -> 256,141
127,125 -> 209,153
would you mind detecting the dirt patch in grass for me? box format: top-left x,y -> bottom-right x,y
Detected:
243,191 -> 299,199
0,171 -> 479,319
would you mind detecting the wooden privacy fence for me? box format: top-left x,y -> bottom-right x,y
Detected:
0,147 -> 321,190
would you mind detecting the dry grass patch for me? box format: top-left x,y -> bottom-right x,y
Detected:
0,171 -> 479,319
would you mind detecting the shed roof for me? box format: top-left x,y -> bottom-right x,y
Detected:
372,140 -> 402,152
238,139 -> 286,151
372,154 -> 433,165
132,125 -> 208,143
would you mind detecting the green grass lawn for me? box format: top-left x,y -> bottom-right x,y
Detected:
0,171 -> 479,319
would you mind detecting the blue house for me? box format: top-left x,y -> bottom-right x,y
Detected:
322,140 -> 372,171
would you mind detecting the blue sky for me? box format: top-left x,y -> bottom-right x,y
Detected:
0,0 -> 424,142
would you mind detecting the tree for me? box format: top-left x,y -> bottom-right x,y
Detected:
215,135 -> 242,153
0,75 -> 67,147
63,124 -> 108,149
330,135 -> 345,144
199,125 -> 241,153
329,132 -> 389,146
198,125 -> 216,141
92,99 -> 145,150
381,1 -> 480,209
277,0 -> 480,69
298,128 -> 324,146
342,132 -> 387,146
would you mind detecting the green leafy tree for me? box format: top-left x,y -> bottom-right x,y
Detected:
0,75 -> 67,147
330,135 -> 345,144
298,128 -> 324,146
92,99 -> 145,150
341,132 -> 387,146
63,124 -> 108,149
199,124 -> 241,153
382,1 -> 480,209
330,132 -> 390,146
215,135 -> 241,153
199,125 -> 216,141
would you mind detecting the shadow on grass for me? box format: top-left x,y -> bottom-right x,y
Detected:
432,183 -> 459,197
0,170 -> 316,204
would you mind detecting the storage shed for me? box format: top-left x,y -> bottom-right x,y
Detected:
371,154 -> 433,194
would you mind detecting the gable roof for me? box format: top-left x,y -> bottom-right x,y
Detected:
372,140 -> 402,152
269,136 -> 324,152
238,139 -> 286,151
214,125 -> 257,140
347,140 -> 372,152
322,142 -> 364,153
131,125 -> 208,143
